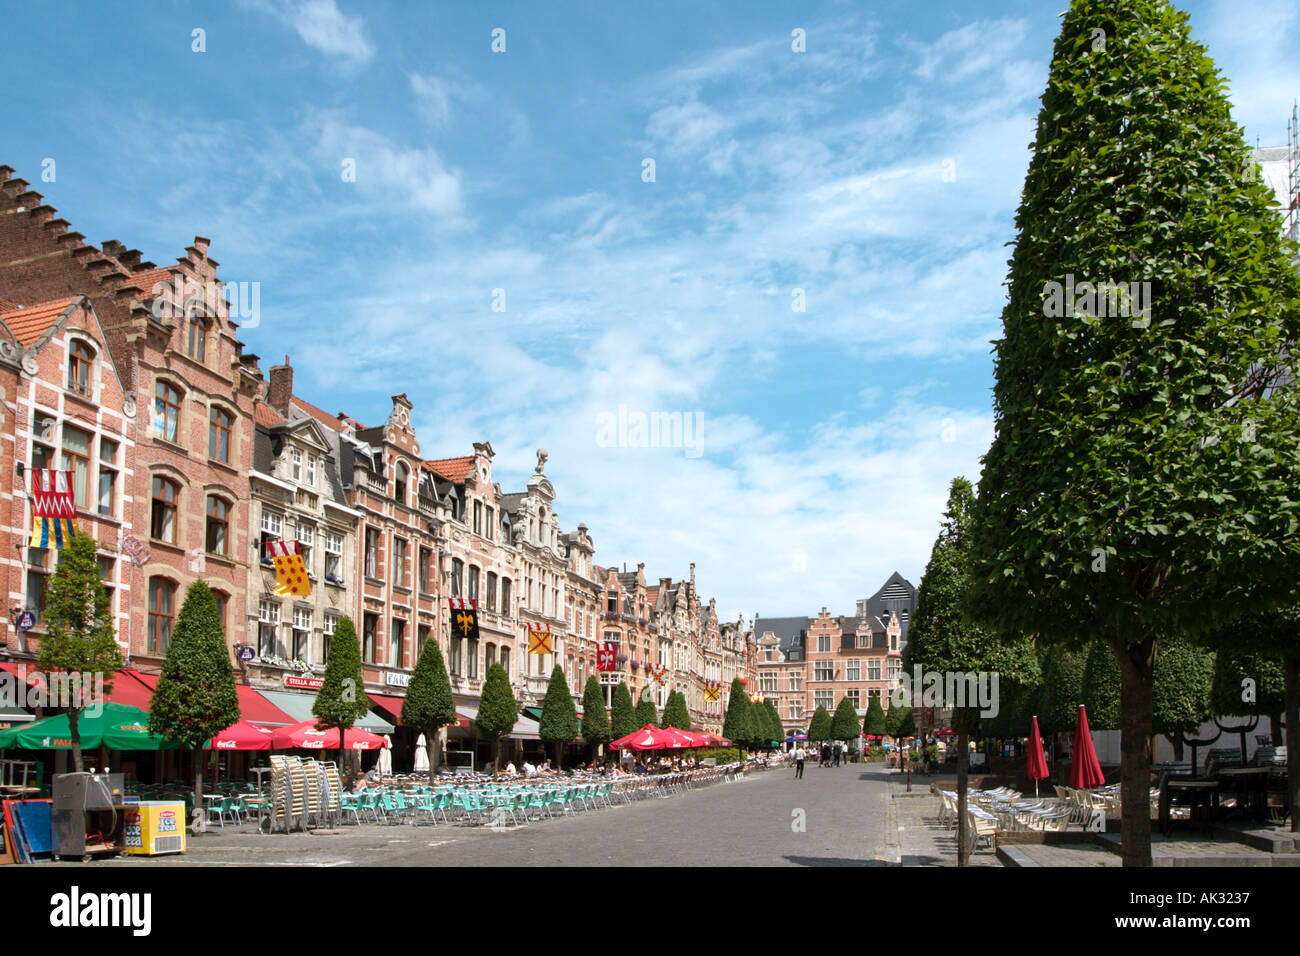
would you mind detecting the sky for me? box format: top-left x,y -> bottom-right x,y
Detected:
1,0 -> 1297,622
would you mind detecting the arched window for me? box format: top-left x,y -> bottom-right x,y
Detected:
151,476 -> 179,543
154,382 -> 182,443
188,315 -> 208,363
148,578 -> 177,654
67,340 -> 94,396
206,495 -> 230,555
209,407 -> 232,463
394,461 -> 409,505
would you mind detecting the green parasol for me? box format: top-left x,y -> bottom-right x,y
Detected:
0,702 -> 180,750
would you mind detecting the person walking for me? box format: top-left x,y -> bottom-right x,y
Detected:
794,745 -> 805,779
833,743 -> 841,768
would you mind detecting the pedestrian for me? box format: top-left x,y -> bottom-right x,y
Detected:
794,745 -> 805,779
833,743 -> 841,767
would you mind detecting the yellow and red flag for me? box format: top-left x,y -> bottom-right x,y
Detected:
29,468 -> 77,549
527,625 -> 552,655
268,540 -> 311,597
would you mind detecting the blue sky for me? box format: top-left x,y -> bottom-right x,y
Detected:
2,0 -> 1297,620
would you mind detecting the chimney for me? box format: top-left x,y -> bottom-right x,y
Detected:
268,354 -> 293,417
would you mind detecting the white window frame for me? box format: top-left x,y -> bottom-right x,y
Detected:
292,607 -> 312,661
291,447 -> 303,481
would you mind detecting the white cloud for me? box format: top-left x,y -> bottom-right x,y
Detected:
244,0 -> 373,66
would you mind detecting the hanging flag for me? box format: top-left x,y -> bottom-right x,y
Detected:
29,469 -> 77,549
597,642 -> 617,672
704,682 -> 720,702
646,663 -> 668,686
268,540 -> 311,597
527,624 -> 552,655
449,597 -> 480,641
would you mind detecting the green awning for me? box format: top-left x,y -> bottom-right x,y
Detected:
256,689 -> 395,735
0,702 -> 181,750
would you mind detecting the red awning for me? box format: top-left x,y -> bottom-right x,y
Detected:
237,686 -> 295,727
105,670 -> 156,710
367,693 -> 407,725
0,661 -> 46,689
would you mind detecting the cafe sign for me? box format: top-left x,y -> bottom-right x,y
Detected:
385,671 -> 411,688
284,674 -> 323,690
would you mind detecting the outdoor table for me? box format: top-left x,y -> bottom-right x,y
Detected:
1215,767 -> 1273,821
1160,778 -> 1221,834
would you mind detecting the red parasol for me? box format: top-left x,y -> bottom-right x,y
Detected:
1026,715 -> 1049,796
610,723 -> 689,751
1069,705 -> 1105,789
205,720 -> 276,751
271,719 -> 388,751
935,726 -> 956,737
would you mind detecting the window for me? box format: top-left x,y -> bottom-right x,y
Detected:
324,532 -> 343,582
208,407 -> 232,463
211,590 -> 228,636
97,438 -> 118,517
394,461 -> 408,504
846,660 -> 861,681
485,507 -> 494,542
888,659 -> 901,680
154,382 -> 181,443
790,702 -> 803,720
391,618 -> 405,668
258,600 -> 280,658
149,579 -> 177,654
306,454 -> 317,486
151,476 -> 178,543
260,509 -> 282,562
760,674 -> 777,693
858,635 -> 871,649
418,547 -> 432,594
468,565 -> 479,603
67,340 -> 93,396
291,447 -> 302,481
97,557 -> 116,617
868,660 -> 882,681
817,634 -> 832,652
473,500 -> 482,535
25,548 -> 49,625
364,527 -> 381,579
297,523 -> 314,575
501,577 -> 511,612
187,317 -> 207,362
450,559 -> 463,597
891,634 -> 898,651
417,625 -> 430,659
205,496 -> 229,555
814,690 -> 834,712
392,537 -> 406,588
292,608 -> 312,661
499,647 -> 509,679
61,426 -> 91,509
846,690 -> 861,709
448,634 -> 462,675
814,661 -> 835,682
323,613 -> 339,664
362,614 -> 378,664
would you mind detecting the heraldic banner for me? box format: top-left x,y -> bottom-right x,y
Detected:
449,598 -> 480,641
268,540 -> 312,597
30,468 -> 77,549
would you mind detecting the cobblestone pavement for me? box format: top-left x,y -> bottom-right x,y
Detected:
876,770 -> 1003,867
54,761 -> 902,867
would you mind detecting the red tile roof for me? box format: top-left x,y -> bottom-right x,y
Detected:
254,401 -> 287,428
423,456 -> 475,483
0,296 -> 81,346
291,395 -> 347,432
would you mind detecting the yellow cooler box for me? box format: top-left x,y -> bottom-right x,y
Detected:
123,801 -> 186,856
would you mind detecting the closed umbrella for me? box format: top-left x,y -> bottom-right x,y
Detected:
1070,705 -> 1105,790
1026,715 -> 1049,796
377,734 -> 393,775
413,733 -> 430,773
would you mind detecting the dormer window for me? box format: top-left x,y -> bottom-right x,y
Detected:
395,461 -> 409,504
67,340 -> 94,396
187,316 -> 208,363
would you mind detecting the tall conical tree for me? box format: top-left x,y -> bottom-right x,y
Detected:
148,580 -> 240,811
968,0 -> 1300,867
722,677 -> 754,752
313,615 -> 369,772
763,698 -> 784,748
476,662 -> 518,771
401,636 -> 457,775
908,478 -> 1037,864
539,665 -> 579,769
581,675 -> 611,760
37,533 -> 121,774
862,696 -> 887,738
634,689 -> 658,730
661,689 -> 691,730
830,697 -> 861,744
807,705 -> 832,744
610,681 -> 638,741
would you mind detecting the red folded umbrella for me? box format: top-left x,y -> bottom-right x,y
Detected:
1069,705 -> 1105,789
205,720 -> 276,751
271,719 -> 388,751
1026,715 -> 1049,795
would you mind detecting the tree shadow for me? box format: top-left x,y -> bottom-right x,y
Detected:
783,855 -> 896,867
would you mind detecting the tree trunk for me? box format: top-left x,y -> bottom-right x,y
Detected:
428,731 -> 440,776
69,709 -> 83,773
194,748 -> 204,813
1284,656 -> 1299,835
956,727 -> 970,867
1116,638 -> 1156,867
1169,735 -> 1184,762
1272,714 -> 1283,747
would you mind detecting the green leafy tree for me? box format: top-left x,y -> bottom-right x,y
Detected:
908,478 -> 1039,864
313,615 -> 369,770
896,707 -> 917,741
830,697 -> 861,744
1082,642 -> 1123,731
1038,645 -> 1088,736
148,581 -> 240,808
807,705 -> 832,744
862,696 -> 887,737
539,665 -> 579,769
722,677 -> 754,752
634,689 -> 659,730
968,0 -> 1300,867
475,662 -> 518,770
581,675 -> 611,759
661,690 -> 692,731
401,636 -> 456,775
763,699 -> 784,748
611,681 -> 638,741
37,534 -> 121,773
